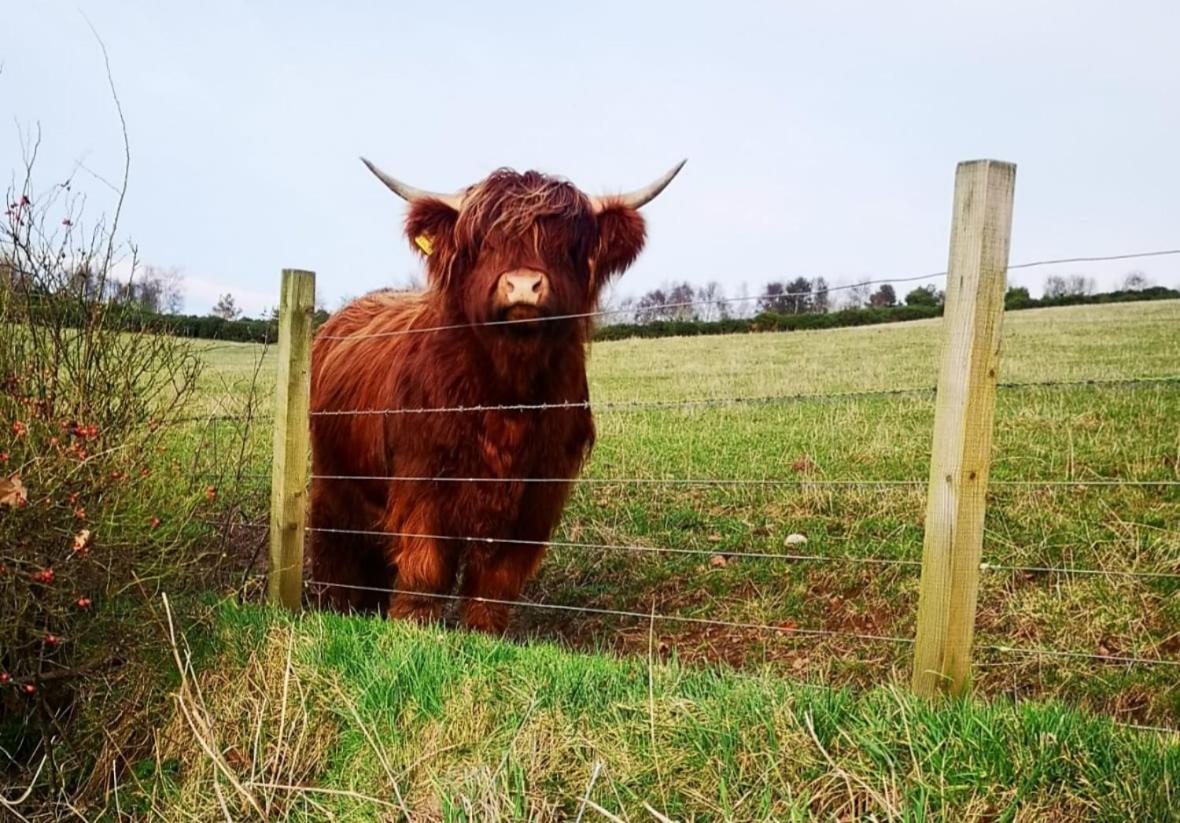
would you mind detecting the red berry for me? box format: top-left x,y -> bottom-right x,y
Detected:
76,597 -> 92,609
0,672 -> 10,684
22,683 -> 35,696
45,634 -> 60,646
205,486 -> 217,501
149,516 -> 161,529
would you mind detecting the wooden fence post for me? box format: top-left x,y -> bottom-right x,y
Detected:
912,160 -> 1016,698
268,269 -> 316,610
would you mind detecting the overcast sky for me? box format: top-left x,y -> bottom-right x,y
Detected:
3,1 -> 1178,316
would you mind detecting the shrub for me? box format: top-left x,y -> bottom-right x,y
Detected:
0,150 -> 266,796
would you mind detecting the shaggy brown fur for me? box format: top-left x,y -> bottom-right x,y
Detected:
309,168 -> 650,632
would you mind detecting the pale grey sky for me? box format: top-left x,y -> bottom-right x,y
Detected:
3,1 -> 1178,316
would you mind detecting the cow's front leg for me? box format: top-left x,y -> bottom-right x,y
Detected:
387,521 -> 459,624
459,542 -> 547,633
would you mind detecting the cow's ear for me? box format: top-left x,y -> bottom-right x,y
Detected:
591,203 -> 647,287
404,198 -> 460,276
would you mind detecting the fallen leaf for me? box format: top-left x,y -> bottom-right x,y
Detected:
709,554 -> 728,569
73,529 -> 93,553
790,456 -> 818,474
784,533 -> 808,546
0,473 -> 27,507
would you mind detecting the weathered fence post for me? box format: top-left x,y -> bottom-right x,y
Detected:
268,268 -> 316,610
912,160 -> 1016,698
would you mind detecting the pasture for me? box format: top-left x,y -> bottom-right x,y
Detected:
203,299 -> 1180,711
129,298 -> 1180,817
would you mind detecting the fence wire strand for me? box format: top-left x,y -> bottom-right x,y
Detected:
306,526 -> 924,569
308,473 -> 1180,488
316,248 -> 1180,341
305,579 -> 913,646
296,525 -> 1180,582
165,375 -> 1178,424
307,374 -> 1179,418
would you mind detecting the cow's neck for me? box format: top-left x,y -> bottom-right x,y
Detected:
458,328 -> 583,402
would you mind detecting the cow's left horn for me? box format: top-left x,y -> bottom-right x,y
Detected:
360,157 -> 466,210
591,159 -> 687,212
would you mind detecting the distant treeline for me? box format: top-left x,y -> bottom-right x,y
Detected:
7,285 -> 1175,345
591,286 -> 1180,342
3,299 -> 329,344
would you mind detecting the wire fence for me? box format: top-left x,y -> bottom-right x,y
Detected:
216,229 -> 1180,735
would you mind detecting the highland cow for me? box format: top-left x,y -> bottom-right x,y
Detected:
309,158 -> 684,632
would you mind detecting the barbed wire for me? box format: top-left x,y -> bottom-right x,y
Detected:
316,248 -> 1180,341
308,473 -> 1179,488
307,375 -> 1180,418
1115,721 -> 1180,737
193,469 -> 1180,491
306,526 -> 1180,581
304,579 -> 1180,668
306,526 -> 924,569
305,579 -> 913,646
978,643 -> 1180,668
979,562 -> 1180,581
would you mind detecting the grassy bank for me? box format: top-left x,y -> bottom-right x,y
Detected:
129,603 -> 1178,820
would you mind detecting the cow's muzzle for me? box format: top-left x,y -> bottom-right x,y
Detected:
497,269 -> 549,311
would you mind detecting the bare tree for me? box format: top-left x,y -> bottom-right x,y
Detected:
841,281 -> 872,310
634,281 -> 696,322
1045,273 -> 1094,298
813,276 -> 830,314
1066,274 -> 1095,295
211,292 -> 241,320
1122,270 -> 1152,291
135,264 -> 185,313
696,281 -> 725,321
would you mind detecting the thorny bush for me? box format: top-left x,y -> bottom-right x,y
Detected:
0,149 -> 267,800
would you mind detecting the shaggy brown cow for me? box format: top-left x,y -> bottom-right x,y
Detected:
309,158 -> 684,632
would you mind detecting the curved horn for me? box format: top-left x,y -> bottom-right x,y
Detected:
592,159 -> 687,212
360,157 -> 465,210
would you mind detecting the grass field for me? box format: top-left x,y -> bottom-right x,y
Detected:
139,299 -> 1180,819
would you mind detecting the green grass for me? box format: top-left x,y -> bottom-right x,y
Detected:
133,300 -> 1180,818
129,603 -> 1178,820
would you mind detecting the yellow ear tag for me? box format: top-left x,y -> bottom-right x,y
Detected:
415,234 -> 435,256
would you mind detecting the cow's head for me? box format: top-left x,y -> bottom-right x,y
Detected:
362,159 -> 684,335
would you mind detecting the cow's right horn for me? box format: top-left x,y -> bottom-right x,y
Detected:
360,157 -> 466,210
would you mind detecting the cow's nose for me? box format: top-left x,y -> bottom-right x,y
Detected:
499,270 -> 548,306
